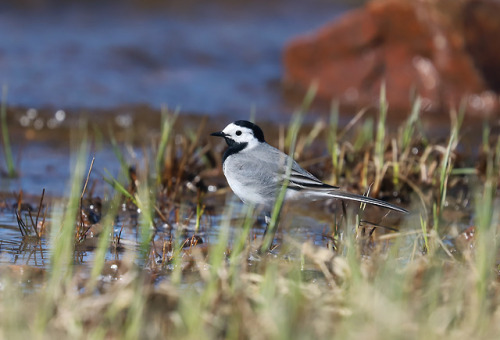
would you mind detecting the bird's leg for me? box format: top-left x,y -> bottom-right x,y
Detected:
258,214 -> 275,253
262,214 -> 271,237
264,215 -> 271,225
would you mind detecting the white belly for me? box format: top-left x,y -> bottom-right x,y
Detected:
223,158 -> 270,207
225,169 -> 265,206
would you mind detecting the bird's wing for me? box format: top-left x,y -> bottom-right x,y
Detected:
251,144 -> 408,214
251,143 -> 338,190
287,168 -> 339,191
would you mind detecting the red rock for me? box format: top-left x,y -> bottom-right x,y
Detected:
283,0 -> 499,115
464,0 -> 500,92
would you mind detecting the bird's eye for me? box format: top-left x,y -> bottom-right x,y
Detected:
236,130 -> 242,136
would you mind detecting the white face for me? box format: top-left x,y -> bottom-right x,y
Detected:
222,123 -> 261,149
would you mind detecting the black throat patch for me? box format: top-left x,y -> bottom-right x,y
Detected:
223,142 -> 248,163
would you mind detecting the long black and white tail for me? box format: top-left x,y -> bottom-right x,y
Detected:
307,190 -> 409,214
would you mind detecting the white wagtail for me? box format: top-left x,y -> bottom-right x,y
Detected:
211,120 -> 408,216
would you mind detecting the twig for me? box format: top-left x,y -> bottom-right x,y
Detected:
15,211 -> 26,237
359,219 -> 399,232
34,188 -> 45,234
27,210 -> 39,238
78,157 -> 95,240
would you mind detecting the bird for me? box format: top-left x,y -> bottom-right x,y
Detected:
211,120 -> 408,217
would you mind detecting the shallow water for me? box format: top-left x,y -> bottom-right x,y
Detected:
0,195 -> 339,285
0,0 -> 348,117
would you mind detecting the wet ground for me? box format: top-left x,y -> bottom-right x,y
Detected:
0,116 -> 483,285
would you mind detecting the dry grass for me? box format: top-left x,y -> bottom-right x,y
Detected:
0,95 -> 499,339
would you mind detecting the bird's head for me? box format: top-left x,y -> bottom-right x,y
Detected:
211,120 -> 265,150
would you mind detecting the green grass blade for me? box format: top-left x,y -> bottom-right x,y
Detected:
0,85 -> 16,177
103,169 -> 137,205
261,84 -> 316,252
108,125 -> 129,177
155,106 -> 178,186
329,101 -> 340,184
402,96 -> 421,151
87,193 -> 122,290
375,82 -> 387,166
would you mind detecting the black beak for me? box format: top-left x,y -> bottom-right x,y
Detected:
210,131 -> 226,138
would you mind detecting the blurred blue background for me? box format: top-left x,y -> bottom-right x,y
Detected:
0,0 -> 348,117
